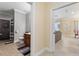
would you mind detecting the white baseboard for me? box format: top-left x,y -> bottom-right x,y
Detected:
33,48 -> 48,56
33,47 -> 55,56
45,48 -> 55,52
14,39 -> 19,43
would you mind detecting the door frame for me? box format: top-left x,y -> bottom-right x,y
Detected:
49,2 -> 78,53
30,3 -> 36,56
49,9 -> 55,52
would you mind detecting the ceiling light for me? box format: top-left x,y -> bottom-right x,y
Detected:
72,11 -> 74,14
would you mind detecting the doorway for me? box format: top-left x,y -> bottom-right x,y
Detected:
0,10 -> 14,44
0,19 -> 10,41
51,2 -> 79,55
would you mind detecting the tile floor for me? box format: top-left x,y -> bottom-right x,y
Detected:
0,40 -> 23,56
40,36 -> 79,56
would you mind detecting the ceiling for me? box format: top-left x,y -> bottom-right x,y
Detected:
0,2 -> 31,14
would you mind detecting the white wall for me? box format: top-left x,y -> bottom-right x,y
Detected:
26,12 -> 31,32
14,10 -> 26,42
0,10 -> 13,20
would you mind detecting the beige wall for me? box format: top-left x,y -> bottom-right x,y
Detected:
60,18 -> 79,38
31,3 -> 47,55
60,19 -> 75,37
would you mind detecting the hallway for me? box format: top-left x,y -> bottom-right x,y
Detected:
40,36 -> 79,56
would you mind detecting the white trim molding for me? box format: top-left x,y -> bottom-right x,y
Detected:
49,9 -> 55,52
33,47 -> 55,56
33,48 -> 49,56
14,9 -> 27,15
30,3 -> 36,56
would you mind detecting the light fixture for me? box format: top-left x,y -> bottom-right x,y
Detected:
71,11 -> 75,14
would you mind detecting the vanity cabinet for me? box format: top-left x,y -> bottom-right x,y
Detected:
24,33 -> 31,47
